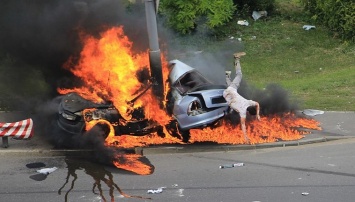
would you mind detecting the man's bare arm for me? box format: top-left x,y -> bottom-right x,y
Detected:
240,117 -> 250,143
255,102 -> 260,121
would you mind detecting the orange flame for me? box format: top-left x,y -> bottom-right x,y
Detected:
112,153 -> 154,175
189,113 -> 320,144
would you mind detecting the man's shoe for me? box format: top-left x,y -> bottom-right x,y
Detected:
233,52 -> 246,58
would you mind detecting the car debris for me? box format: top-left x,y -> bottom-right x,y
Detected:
37,167 -> 58,175
237,20 -> 249,26
303,25 -> 316,30
147,187 -> 166,194
252,11 -> 268,20
219,163 -> 245,169
302,109 -> 324,116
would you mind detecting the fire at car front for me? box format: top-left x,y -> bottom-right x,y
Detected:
57,92 -> 163,137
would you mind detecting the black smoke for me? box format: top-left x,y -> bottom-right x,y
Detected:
0,0 -> 152,99
0,0 -> 157,150
238,82 -> 299,115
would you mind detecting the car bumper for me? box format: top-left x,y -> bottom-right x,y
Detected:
175,107 -> 228,130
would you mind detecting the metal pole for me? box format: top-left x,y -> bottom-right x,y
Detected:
144,0 -> 164,102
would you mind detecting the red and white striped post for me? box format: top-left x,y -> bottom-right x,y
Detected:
0,118 -> 34,148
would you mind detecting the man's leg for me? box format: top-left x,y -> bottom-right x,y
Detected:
225,71 -> 232,86
229,55 -> 243,89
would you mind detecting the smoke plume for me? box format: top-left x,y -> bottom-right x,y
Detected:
0,0 -> 299,151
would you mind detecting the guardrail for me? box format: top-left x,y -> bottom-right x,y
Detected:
0,118 -> 34,148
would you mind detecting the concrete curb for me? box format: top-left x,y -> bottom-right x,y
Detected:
2,136 -> 352,156
141,136 -> 354,155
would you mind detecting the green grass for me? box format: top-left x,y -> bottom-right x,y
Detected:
217,1 -> 355,111
171,1 -> 355,111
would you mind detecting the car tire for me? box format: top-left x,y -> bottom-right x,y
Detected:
91,122 -> 110,141
165,120 -> 190,143
179,128 -> 190,143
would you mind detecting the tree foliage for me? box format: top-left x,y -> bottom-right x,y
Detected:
159,0 -> 236,34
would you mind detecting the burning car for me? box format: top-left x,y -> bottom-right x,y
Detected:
56,0 -> 229,143
166,60 -> 229,131
57,59 -> 229,142
57,89 -> 164,138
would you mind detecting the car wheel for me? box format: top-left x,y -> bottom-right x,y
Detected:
179,128 -> 190,143
165,120 -> 190,143
91,122 -> 110,141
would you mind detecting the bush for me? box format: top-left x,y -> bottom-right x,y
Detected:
300,0 -> 355,42
159,0 -> 236,34
159,0 -> 277,34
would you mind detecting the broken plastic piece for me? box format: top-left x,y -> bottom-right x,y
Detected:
303,25 -> 316,30
219,163 -> 244,169
302,109 -> 324,116
237,20 -> 249,26
147,187 -> 166,194
36,167 -> 58,175
252,11 -> 268,20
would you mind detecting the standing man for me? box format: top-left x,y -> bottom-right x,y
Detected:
223,52 -> 260,143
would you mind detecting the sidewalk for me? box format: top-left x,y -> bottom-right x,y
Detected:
1,111 -> 354,155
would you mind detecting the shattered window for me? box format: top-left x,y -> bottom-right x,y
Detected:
174,71 -> 212,95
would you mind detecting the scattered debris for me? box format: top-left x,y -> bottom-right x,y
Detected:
302,192 -> 309,196
237,20 -> 249,26
219,163 -> 245,169
172,184 -> 178,187
37,167 -> 58,175
147,187 -> 166,194
302,109 -> 325,116
303,25 -> 316,30
252,11 -> 268,20
176,189 -> 184,197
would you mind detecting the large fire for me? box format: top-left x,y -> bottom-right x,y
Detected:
58,26 -> 320,174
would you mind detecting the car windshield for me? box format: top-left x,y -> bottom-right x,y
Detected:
174,71 -> 212,95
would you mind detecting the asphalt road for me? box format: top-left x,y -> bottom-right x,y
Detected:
0,111 -> 354,202
1,138 -> 355,202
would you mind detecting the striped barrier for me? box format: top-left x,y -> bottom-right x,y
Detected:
0,118 -> 34,148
